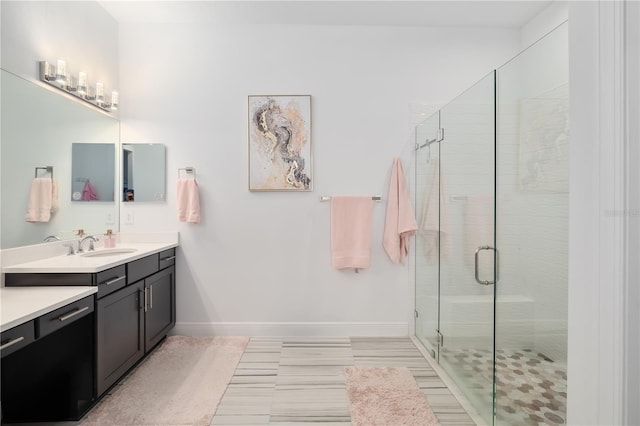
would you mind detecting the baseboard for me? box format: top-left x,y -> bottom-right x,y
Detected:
171,321 -> 409,337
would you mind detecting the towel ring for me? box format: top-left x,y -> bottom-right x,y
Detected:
35,166 -> 53,179
178,167 -> 196,179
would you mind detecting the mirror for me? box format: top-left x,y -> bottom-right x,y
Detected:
0,69 -> 120,249
72,143 -> 116,202
122,144 -> 166,202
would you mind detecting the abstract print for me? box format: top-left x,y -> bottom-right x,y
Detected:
248,95 -> 311,191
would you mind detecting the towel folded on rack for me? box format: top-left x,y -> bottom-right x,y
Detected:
177,178 -> 200,223
383,158 -> 418,264
25,178 -> 58,222
81,179 -> 98,201
331,196 -> 373,270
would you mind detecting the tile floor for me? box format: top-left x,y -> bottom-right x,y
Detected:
442,348 -> 567,425
211,337 -> 476,425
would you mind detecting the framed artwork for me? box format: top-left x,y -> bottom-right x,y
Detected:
518,84 -> 569,192
248,95 -> 312,191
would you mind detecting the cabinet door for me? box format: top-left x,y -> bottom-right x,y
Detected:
144,266 -> 175,352
96,281 -> 144,396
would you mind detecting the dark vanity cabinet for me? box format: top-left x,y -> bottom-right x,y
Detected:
3,247 -> 177,408
1,295 -> 96,422
96,248 -> 176,396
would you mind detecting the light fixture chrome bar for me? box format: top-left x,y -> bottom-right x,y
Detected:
39,61 -> 115,113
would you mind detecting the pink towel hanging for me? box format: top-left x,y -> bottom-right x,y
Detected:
383,158 -> 418,264
331,196 -> 373,270
177,178 -> 200,223
81,179 -> 98,201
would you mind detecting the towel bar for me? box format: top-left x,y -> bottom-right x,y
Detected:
320,196 -> 382,201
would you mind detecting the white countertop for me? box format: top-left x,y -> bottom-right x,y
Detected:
0,286 -> 97,332
2,242 -> 178,274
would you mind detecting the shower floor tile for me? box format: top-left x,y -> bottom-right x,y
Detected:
442,348 -> 567,425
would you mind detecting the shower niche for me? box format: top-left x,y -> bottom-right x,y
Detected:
414,22 -> 569,425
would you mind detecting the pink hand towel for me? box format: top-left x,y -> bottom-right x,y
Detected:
81,179 -> 98,201
177,179 -> 200,223
383,158 -> 418,264
25,178 -> 56,222
331,196 -> 373,270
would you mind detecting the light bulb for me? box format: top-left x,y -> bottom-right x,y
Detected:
111,91 -> 119,110
96,81 -> 104,104
55,59 -> 67,84
78,72 -> 87,95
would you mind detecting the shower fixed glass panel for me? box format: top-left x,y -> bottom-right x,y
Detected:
494,23 -> 569,425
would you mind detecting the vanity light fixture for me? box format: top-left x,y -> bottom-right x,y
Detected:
39,60 -> 118,113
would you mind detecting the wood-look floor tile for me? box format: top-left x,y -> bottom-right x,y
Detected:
211,336 -> 475,426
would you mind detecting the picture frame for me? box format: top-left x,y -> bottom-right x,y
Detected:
248,95 -> 312,191
517,84 -> 569,193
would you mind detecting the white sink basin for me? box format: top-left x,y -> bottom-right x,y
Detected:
81,248 -> 137,258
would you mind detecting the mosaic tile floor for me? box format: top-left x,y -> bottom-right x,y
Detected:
442,348 -> 567,425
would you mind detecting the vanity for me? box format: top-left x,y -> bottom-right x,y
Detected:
0,240 -> 177,423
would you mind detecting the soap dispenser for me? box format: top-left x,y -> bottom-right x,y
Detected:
104,229 -> 116,248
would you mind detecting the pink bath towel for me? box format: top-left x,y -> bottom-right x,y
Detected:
177,179 -> 200,223
81,179 -> 98,201
331,196 -> 373,270
383,158 -> 418,264
419,159 -> 449,264
25,178 -> 58,222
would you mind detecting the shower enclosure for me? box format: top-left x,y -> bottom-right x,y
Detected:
414,23 -> 568,425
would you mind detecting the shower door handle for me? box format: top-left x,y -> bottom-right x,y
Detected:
475,246 -> 497,285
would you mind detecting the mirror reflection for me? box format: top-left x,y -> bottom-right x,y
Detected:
122,144 -> 166,202
72,143 -> 116,202
0,69 -> 120,249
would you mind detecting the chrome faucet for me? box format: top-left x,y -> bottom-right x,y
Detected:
77,235 -> 99,253
43,235 -> 60,242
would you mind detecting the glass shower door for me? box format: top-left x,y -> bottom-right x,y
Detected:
438,71 -> 497,424
415,111 -> 441,359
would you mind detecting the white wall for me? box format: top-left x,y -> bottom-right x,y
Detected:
118,17 -> 520,335
0,1 -> 118,91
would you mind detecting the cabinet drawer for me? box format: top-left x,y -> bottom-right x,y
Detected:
158,248 -> 176,270
128,254 -> 159,284
38,295 -> 95,339
1,321 -> 35,358
96,265 -> 127,299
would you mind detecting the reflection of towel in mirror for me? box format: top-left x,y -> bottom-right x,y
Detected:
383,158 -> 418,264
177,179 -> 200,223
82,179 -> 98,201
26,178 -> 58,222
